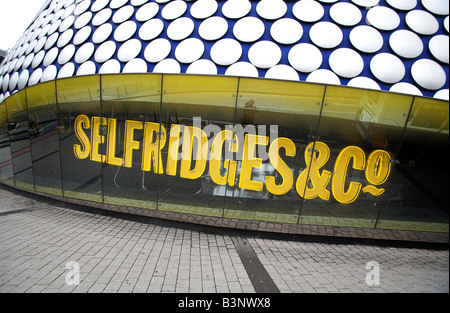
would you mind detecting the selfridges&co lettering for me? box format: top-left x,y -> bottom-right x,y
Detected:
73,114 -> 393,204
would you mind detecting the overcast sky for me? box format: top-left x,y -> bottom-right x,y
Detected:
0,0 -> 48,51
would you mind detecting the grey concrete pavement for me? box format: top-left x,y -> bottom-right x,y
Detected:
0,185 -> 448,293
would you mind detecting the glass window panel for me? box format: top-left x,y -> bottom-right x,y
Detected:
159,74 -> 239,217
0,101 -> 13,185
5,91 -> 34,191
101,74 -> 162,209
224,78 -> 326,224
377,97 -> 449,232
27,81 -> 63,196
57,75 -> 102,202
299,85 -> 414,228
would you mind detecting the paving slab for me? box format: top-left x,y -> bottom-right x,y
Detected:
0,185 -> 448,295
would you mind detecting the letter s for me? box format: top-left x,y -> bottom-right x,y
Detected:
73,115 -> 90,159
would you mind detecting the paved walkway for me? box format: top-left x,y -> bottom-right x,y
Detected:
0,185 -> 448,294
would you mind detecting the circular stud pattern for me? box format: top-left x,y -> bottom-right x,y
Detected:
110,0 -> 128,10
14,57 -> 25,72
18,70 -> 30,89
385,0 -> 417,11
144,38 -> 172,63
161,0 -> 187,20
131,0 -> 148,6
58,62 -> 75,78
1,74 -> 9,92
99,59 -> 121,74
225,62 -> 259,77
139,19 -> 164,41
167,17 -> 195,41
41,65 -> 58,83
270,18 -> 303,45
28,68 -> 43,86
349,25 -> 383,53
8,72 -> 19,90
123,58 -> 147,73
92,0 -> 109,12
187,59 -> 218,75
95,40 -> 116,63
75,11 -> 92,29
118,39 -> 142,62
136,2 -> 159,22
428,35 -> 449,64
434,89 -> 449,101
74,0 -> 91,16
59,15 -> 75,32
411,59 -> 446,90
58,44 -> 76,65
77,61 -> 97,76
370,53 -> 405,84
293,0 -> 324,22
199,16 -> 228,41
26,40 -> 38,55
351,0 -> 379,7
233,17 -> 265,43
190,0 -> 218,20
422,0 -> 449,15
288,43 -> 323,73
389,30 -> 424,59
0,0 -> 448,102
73,25 -> 92,45
248,41 -> 282,69
366,6 -> 400,31
43,47 -> 59,66
390,82 -> 423,96
75,42 -> 95,64
405,10 -> 439,35
222,0 -> 251,19
112,5 -> 134,24
347,76 -> 381,90
92,8 -> 112,26
32,51 -> 45,69
265,65 -> 299,81
329,2 -> 362,26
93,23 -> 113,43
309,22 -> 343,49
153,58 -> 181,73
306,69 -> 341,85
210,39 -> 242,66
329,48 -> 364,78
256,0 -> 287,20
114,20 -> 137,42
34,37 -> 47,53
57,29 -> 74,48
175,38 -> 205,64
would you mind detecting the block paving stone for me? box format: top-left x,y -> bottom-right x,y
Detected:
0,186 -> 448,293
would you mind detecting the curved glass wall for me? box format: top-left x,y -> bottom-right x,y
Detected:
0,74 -> 448,234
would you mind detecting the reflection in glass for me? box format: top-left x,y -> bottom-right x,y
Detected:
377,97 -> 449,232
5,92 -> 34,191
299,86 -> 414,228
57,75 -> 103,202
27,81 -> 63,196
0,74 -> 447,236
0,102 -> 13,185
101,74 -> 162,209
158,75 -> 239,217
224,78 -> 325,224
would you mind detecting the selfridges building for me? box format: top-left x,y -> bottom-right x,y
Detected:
0,0 -> 448,243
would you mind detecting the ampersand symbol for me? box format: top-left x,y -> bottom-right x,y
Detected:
296,141 -> 332,200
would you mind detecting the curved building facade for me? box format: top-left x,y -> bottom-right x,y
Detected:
0,0 -> 449,243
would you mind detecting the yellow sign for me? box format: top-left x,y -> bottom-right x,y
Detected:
73,115 -> 392,204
